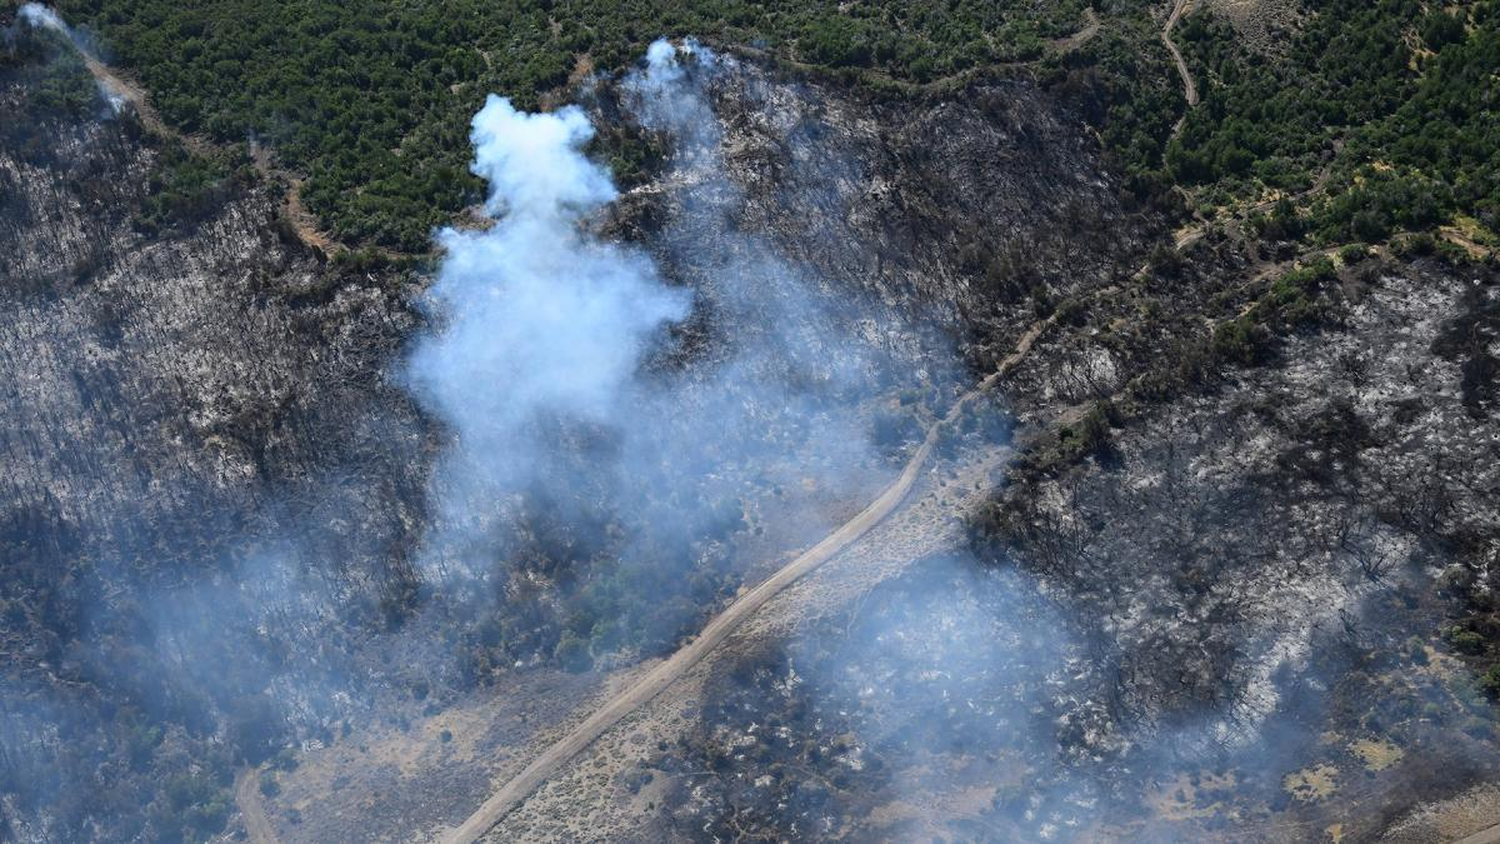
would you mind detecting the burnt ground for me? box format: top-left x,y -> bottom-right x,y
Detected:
636,254 -> 1500,842
253,54 -> 1172,844
471,249 -> 1500,843
0,29 -> 448,843
4,20 -> 1500,844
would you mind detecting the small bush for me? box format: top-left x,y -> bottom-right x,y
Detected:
1481,665 -> 1500,698
553,631 -> 592,673
1445,626 -> 1488,655
1393,233 -> 1438,258
1054,297 -> 1089,327
1213,316 -> 1268,366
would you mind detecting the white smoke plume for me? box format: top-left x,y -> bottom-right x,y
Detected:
403,38 -> 942,674
626,38 -> 721,150
406,95 -> 691,559
16,3 -> 65,32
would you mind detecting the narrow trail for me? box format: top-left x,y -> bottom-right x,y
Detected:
1163,0 -> 1199,139
439,316 -> 1055,844
1053,8 -> 1102,53
57,31 -> 337,255
234,768 -> 278,844
19,17 -> 203,155
729,6 -> 1100,96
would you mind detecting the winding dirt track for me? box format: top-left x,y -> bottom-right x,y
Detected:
1162,0 -> 1199,137
58,32 -> 335,253
1053,7 -> 1102,53
440,317 -> 1054,844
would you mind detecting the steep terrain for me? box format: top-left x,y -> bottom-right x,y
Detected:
2,3 -> 1499,843
0,23 -> 443,843
0,21 -> 1153,842
239,52 -> 1159,843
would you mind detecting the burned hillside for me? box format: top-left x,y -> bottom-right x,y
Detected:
3,5 -> 1499,843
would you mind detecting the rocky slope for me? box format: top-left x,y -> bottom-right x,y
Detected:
2,19 -> 1497,844
467,60 -> 1500,844
0,32 -> 434,842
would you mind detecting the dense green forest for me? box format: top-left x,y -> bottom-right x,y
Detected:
11,0 -> 1495,251
44,0 -> 1089,250
1169,0 -> 1498,243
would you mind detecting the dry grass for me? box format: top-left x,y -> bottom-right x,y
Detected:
1284,763 -> 1341,803
1201,0 -> 1305,54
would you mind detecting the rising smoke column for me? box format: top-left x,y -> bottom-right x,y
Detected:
405,38 -> 922,638
16,3 -> 65,32
405,95 -> 691,574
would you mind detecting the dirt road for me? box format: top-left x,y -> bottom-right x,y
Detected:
1458,824 -> 1500,844
63,41 -> 211,157
1053,8 -> 1102,54
439,317 -> 1054,844
1163,0 -> 1199,137
57,31 -> 337,254
234,768 -> 278,844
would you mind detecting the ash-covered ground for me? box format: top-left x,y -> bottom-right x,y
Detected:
650,258 -> 1500,842
2,14 -> 1497,844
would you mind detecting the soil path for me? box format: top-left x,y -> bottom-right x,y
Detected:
1458,823 -> 1500,844
1163,0 -> 1200,138
1054,8 -> 1102,53
21,15 -> 204,154
234,768 -> 278,844
78,54 -> 213,156
438,316 -> 1055,844
52,27 -> 336,254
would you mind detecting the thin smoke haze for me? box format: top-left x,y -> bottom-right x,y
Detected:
17,3 -> 65,32
12,4 -> 127,113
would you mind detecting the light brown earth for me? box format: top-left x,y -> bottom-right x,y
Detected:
1382,785 -> 1500,843
1053,8 -> 1103,53
234,767 -> 277,844
1460,824 -> 1500,844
